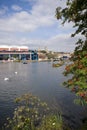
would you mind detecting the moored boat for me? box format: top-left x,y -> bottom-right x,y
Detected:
23,61 -> 27,64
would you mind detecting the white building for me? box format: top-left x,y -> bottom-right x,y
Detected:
0,45 -> 29,51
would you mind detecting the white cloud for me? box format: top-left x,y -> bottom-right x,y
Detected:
0,11 -> 36,32
46,34 -> 75,52
58,21 -> 75,31
0,10 -> 54,32
0,0 -> 78,52
26,0 -> 36,1
0,0 -> 66,33
0,33 -> 82,52
47,33 -> 85,52
0,6 -> 8,15
11,5 -> 22,11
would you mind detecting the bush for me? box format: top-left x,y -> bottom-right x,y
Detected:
3,93 -> 64,130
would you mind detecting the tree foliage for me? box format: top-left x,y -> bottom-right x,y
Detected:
56,0 -> 87,105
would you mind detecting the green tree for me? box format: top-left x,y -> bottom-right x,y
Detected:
56,0 -> 87,105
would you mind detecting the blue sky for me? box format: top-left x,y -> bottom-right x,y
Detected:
0,0 -> 79,52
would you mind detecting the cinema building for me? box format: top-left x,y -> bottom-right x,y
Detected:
0,45 -> 38,60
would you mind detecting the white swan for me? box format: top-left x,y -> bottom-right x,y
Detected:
15,72 -> 17,74
4,77 -> 9,81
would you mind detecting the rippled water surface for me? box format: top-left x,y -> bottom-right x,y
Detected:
0,62 -> 87,129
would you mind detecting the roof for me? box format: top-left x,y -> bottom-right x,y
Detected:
0,45 -> 29,49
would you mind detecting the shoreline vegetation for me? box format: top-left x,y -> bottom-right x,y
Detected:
2,93 -> 87,130
0,59 -> 53,63
2,93 -> 71,130
0,58 -> 67,65
52,61 -> 64,68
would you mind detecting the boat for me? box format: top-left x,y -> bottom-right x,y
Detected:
23,61 -> 28,64
22,59 -> 28,64
23,62 -> 27,64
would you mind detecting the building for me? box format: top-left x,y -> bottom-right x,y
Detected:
0,45 -> 38,60
0,45 -> 29,52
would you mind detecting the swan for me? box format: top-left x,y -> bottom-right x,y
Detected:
15,72 -> 17,74
4,77 -> 9,81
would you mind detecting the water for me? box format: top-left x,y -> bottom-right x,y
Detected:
0,62 -> 87,129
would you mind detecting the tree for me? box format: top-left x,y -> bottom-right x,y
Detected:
56,0 -> 87,105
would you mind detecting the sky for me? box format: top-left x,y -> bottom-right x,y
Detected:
0,0 -> 80,52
